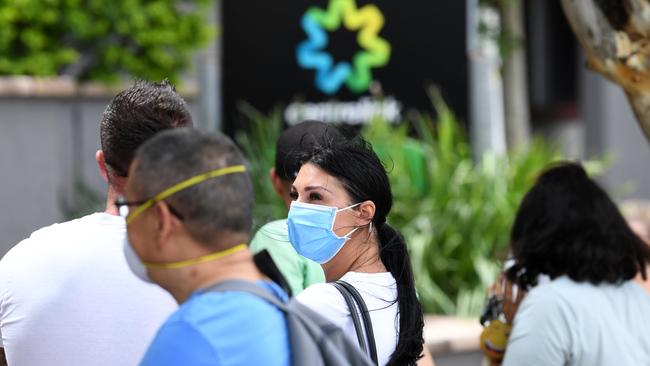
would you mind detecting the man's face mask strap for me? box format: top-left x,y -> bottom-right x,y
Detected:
126,165 -> 247,224
141,243 -> 248,270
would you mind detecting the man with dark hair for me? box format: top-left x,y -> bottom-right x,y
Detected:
99,80 -> 193,178
249,121 -> 343,295
120,128 -> 290,365
0,80 -> 192,366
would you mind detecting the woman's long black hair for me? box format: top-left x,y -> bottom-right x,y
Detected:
506,162 -> 650,289
304,138 -> 424,366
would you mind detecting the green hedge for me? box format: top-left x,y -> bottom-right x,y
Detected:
0,0 -> 214,82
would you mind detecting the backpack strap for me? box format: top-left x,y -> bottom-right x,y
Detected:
205,279 -> 289,309
333,280 -> 379,366
253,249 -> 293,297
332,282 -> 368,355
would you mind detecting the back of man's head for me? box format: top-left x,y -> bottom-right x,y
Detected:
274,120 -> 343,182
100,80 -> 193,178
131,128 -> 252,248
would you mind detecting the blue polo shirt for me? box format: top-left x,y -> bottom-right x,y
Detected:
140,281 -> 290,366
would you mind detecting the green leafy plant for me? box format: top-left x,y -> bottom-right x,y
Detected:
366,96 -> 549,316
235,103 -> 288,230
0,0 -> 215,82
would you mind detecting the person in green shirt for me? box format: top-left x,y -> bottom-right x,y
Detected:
250,121 -> 344,295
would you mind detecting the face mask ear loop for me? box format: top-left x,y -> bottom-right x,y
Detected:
333,202 -> 365,239
343,226 -> 360,239
336,202 -> 362,212
335,202 -> 374,240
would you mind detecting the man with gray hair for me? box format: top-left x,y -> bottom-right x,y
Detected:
0,81 -> 191,365
120,128 -> 290,365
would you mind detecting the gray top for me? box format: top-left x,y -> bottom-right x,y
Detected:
503,276 -> 650,366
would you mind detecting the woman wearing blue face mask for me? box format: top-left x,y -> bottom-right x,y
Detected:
287,138 -> 424,366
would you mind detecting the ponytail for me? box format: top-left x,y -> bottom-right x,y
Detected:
378,223 -> 424,366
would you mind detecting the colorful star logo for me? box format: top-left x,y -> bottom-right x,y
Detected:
296,0 -> 391,95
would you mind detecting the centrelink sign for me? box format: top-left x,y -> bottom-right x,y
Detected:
222,0 -> 467,132
296,0 -> 391,95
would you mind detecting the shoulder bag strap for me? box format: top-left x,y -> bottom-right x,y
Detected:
332,281 -> 368,355
334,280 -> 379,366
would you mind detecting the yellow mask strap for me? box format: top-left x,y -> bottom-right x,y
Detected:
126,165 -> 247,224
142,243 -> 248,270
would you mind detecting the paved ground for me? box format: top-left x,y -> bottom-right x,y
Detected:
425,315 -> 484,366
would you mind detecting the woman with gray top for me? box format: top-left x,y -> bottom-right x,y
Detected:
501,162 -> 650,366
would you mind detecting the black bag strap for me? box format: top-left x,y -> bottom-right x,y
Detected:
333,280 -> 379,365
332,282 -> 368,354
253,249 -> 292,297
337,281 -> 379,366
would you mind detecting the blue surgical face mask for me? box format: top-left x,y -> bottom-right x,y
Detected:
287,201 -> 361,264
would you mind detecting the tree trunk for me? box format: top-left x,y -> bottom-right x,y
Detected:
561,0 -> 650,143
501,0 -> 531,150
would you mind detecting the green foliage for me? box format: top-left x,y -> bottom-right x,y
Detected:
0,0 -> 215,82
238,97 -> 606,316
365,97 -> 557,316
234,103 -> 288,230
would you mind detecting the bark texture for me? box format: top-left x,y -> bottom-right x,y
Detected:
561,0 -> 650,142
501,0 -> 531,150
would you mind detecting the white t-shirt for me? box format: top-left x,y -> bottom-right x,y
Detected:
0,213 -> 177,366
503,276 -> 650,366
297,271 -> 399,366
